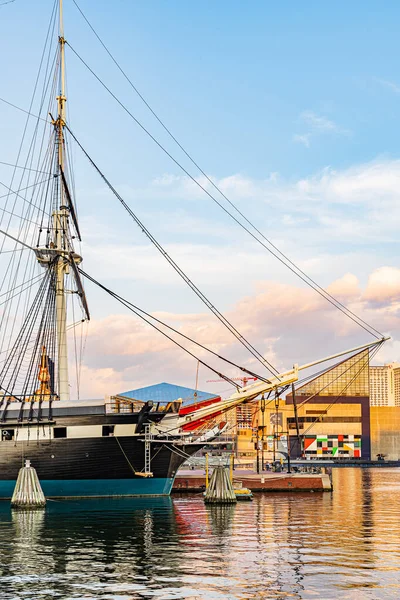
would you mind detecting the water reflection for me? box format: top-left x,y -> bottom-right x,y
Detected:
0,470 -> 398,598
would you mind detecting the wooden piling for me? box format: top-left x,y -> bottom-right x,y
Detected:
11,460 -> 46,509
204,465 -> 237,504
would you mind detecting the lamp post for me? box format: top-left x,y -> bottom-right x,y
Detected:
256,418 -> 260,474
260,394 -> 266,472
273,393 -> 280,463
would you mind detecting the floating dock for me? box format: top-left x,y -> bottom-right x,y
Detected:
173,469 -> 332,493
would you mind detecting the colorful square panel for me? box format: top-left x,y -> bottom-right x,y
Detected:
304,437 -> 315,450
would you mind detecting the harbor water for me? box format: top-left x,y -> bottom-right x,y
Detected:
1,468 -> 400,599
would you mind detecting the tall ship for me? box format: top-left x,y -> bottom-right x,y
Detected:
0,0 -> 387,498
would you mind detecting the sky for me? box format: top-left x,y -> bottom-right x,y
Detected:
1,1 -> 400,399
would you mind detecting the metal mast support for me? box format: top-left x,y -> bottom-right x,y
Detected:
55,0 -> 69,401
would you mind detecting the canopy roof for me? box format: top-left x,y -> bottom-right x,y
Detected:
118,382 -> 219,405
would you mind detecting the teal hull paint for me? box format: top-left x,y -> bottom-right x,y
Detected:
0,478 -> 174,499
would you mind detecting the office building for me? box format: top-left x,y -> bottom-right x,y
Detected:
369,363 -> 400,406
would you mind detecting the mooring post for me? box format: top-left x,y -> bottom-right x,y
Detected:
11,460 -> 46,509
204,466 -> 237,504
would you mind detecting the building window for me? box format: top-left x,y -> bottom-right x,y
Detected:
53,427 -> 67,439
102,425 -> 115,437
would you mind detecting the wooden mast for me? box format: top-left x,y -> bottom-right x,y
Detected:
54,0 -> 69,401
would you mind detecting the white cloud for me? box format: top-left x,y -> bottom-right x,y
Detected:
72,266 -> 399,400
293,110 -> 350,148
326,273 -> 361,300
300,110 -> 346,133
375,78 -> 400,95
364,267 -> 400,307
77,157 -> 400,317
293,134 -> 311,148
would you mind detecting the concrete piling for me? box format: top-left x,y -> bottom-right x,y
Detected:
204,466 -> 237,504
11,460 -> 46,509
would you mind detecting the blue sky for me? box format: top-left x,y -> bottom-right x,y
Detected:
3,0 -> 400,179
1,0 -> 400,396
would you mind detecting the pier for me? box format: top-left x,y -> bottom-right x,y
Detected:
174,468 -> 332,492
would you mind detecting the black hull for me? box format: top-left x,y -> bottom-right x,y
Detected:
0,409 -> 203,497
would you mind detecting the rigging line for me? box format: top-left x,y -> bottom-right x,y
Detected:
0,205 -> 44,229
153,407 -> 241,437
0,277 -> 43,308
0,14 -> 58,341
0,97 -> 49,123
289,348 -> 381,427
300,344 -> 382,437
78,319 -> 88,397
0,177 -> 56,217
0,228 -> 35,252
78,270 -> 240,389
78,267 -> 271,385
114,436 -> 138,474
65,42 -> 382,340
293,349 -> 377,411
0,268 -> 51,394
66,319 -> 85,331
0,272 -> 43,299
22,281 -> 55,402
15,50 -> 59,240
0,161 -> 53,175
71,293 -> 80,400
0,0 -> 57,236
66,128 -> 279,378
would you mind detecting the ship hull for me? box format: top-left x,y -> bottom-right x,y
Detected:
0,432 -> 202,499
0,477 -> 174,498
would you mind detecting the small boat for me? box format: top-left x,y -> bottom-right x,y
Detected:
233,487 -> 253,501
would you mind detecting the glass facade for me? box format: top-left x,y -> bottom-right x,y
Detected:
297,349 -> 370,397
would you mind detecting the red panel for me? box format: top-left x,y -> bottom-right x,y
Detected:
304,437 -> 315,450
181,411 -> 226,431
338,435 -> 344,441
179,396 -> 221,416
354,449 -> 360,458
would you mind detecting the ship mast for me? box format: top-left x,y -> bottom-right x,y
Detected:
54,0 -> 69,401
0,0 -> 89,403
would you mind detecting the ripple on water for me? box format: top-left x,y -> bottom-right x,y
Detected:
0,469 -> 399,599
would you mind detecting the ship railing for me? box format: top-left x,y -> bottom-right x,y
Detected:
106,395 -> 145,413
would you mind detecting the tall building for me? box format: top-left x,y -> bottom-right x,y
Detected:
369,363 -> 400,406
